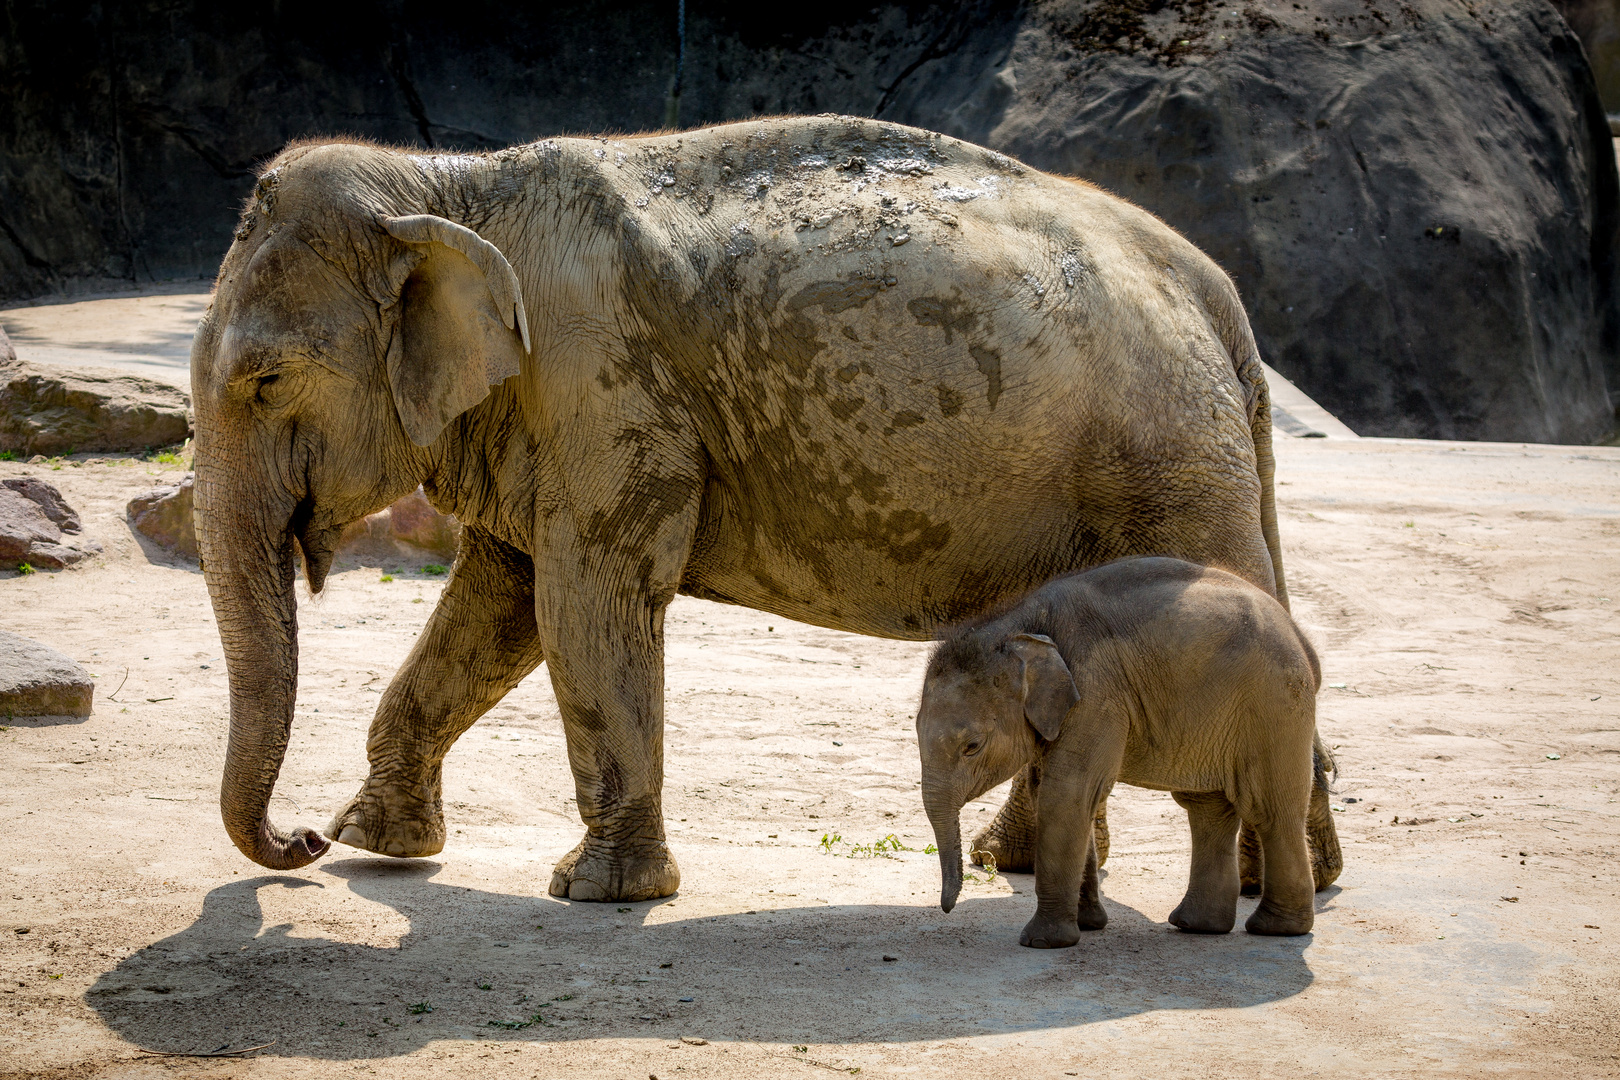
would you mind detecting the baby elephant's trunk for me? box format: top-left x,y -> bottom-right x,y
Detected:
924,791 -> 964,913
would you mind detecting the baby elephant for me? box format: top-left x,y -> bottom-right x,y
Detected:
916,557 -> 1321,947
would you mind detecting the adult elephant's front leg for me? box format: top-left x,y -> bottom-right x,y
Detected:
538,472 -> 703,903
327,527 -> 545,856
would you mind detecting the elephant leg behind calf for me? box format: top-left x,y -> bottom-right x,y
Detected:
328,527 -> 545,857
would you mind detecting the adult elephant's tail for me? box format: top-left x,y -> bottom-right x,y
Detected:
1230,327 -> 1289,611
1224,301 -> 1343,890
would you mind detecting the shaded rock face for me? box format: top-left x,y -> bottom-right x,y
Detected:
0,630 -> 93,718
0,477 -> 101,569
130,478 -> 459,565
0,359 -> 193,456
0,1 -> 1613,441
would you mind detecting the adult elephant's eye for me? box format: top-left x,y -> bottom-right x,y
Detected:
254,373 -> 282,403
962,741 -> 982,758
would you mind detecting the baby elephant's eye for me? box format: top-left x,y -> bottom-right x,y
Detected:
962,741 -> 982,758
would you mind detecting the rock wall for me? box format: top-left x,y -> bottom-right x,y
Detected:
0,1 -> 1614,440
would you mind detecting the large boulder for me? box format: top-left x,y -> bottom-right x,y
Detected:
0,630 -> 93,718
884,0 -> 1618,441
129,477 -> 459,565
0,358 -> 192,456
0,477 -> 100,569
0,1 -> 1613,440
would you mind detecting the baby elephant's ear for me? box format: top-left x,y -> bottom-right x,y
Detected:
1006,634 -> 1079,741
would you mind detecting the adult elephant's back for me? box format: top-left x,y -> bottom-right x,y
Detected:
657,144 -> 1285,639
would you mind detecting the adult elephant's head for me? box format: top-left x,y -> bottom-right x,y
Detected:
190,143 -> 530,869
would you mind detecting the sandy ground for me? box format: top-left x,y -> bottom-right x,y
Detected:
1,294 -> 1617,1079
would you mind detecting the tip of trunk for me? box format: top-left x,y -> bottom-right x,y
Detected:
938,848 -> 962,913
227,812 -> 332,871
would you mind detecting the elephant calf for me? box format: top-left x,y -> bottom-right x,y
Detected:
915,557 -> 1322,948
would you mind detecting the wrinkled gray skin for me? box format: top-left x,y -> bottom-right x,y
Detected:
917,558 -> 1323,947
191,115 -> 1320,901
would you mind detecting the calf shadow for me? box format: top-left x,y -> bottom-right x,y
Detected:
86,858 -> 1320,1058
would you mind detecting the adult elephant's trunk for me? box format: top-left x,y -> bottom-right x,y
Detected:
924,784 -> 964,913
194,440 -> 329,870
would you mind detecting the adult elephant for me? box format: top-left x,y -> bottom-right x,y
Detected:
191,116 -> 1339,901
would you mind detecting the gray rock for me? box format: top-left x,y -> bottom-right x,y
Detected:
0,630 -> 93,718
337,487 -> 461,564
127,474 -> 197,560
2,477 -> 81,532
0,358 -> 192,456
0,478 -> 100,570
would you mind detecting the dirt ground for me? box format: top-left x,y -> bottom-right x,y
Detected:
1,292 -> 1617,1079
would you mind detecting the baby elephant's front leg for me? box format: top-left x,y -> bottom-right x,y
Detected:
1022,756 -> 1113,948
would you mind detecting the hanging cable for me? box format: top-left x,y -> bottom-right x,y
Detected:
664,0 -> 686,129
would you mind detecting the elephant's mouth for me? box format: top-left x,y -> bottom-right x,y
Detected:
290,495 -> 342,593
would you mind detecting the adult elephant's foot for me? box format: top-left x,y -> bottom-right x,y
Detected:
548,834 -> 680,902
970,799 -> 1110,873
325,778 -> 445,858
971,767 -> 1037,872
1306,782 -> 1343,891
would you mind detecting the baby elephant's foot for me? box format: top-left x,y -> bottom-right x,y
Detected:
1077,893 -> 1108,931
1020,912 -> 1082,949
1244,899 -> 1314,936
1169,894 -> 1237,934
325,779 -> 445,858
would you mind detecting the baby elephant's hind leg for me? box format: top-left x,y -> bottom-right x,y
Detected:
1169,791 -> 1241,934
1244,815 -> 1315,936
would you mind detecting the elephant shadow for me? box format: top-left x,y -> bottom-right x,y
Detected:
86,859 -> 1322,1059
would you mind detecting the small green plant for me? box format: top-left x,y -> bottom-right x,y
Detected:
408,1001 -> 432,1014
478,982 -> 493,991
0,450 -> 15,461
1403,521 -> 1415,528
554,994 -> 574,1001
487,1003 -> 553,1030
412,596 -> 424,603
793,1045 -> 809,1053
337,1021 -> 346,1027
923,843 -> 938,855
977,851 -> 999,883
17,563 -> 34,575
819,832 -> 842,852
379,573 -> 394,583
423,564 -> 448,576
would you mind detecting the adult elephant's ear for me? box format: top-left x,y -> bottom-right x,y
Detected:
381,214 -> 532,446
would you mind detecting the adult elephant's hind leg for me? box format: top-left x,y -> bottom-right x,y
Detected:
327,527 -> 546,857
973,768 -> 1112,873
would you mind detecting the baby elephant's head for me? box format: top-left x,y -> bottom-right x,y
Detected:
916,632 -> 1078,912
